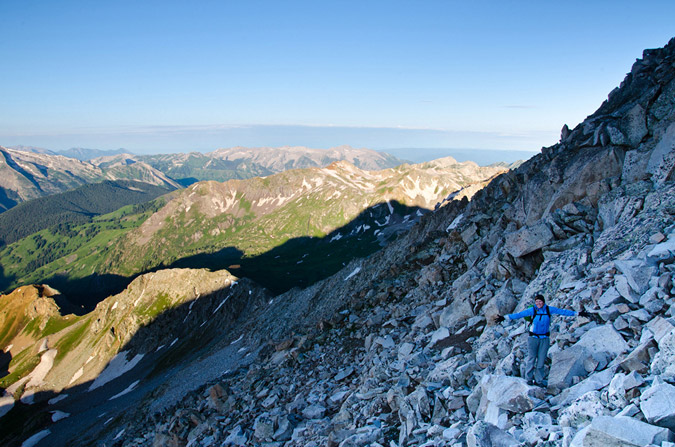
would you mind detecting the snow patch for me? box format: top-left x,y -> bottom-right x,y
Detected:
387,201 -> 394,214
170,338 -> 179,347
26,349 -> 58,388
447,213 -> 464,231
345,267 -> 362,281
21,429 -> 51,447
48,394 -> 68,405
0,393 -> 14,418
213,295 -> 230,314
114,429 -> 126,440
51,410 -> 70,422
109,380 -> 140,400
403,177 -> 439,204
330,233 -> 343,242
230,335 -> 243,345
88,351 -> 144,391
133,290 -> 145,307
69,367 -> 84,385
155,345 -> 165,352
111,301 -> 118,311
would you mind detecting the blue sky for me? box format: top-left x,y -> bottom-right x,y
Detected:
1,1 -> 673,157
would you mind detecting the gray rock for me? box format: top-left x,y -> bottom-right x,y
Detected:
477,375 -> 541,416
575,325 -> 630,357
302,404 -> 327,420
614,260 -> 658,295
224,425 -> 248,446
429,327 -> 452,349
439,299 -> 474,330
647,316 -> 675,343
254,414 -> 275,441
615,275 -> 640,303
640,377 -> 675,430
549,347 -> 591,389
504,222 -> 555,258
598,286 -> 623,308
574,415 -> 674,446
467,421 -> 520,447
648,237 -> 675,263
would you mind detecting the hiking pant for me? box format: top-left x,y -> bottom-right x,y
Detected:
526,335 -> 550,385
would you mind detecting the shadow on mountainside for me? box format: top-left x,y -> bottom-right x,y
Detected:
2,200 -> 426,310
166,200 -> 425,294
0,278 -> 271,447
0,350 -> 10,386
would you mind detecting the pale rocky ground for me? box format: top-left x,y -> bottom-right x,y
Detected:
9,39 -> 675,447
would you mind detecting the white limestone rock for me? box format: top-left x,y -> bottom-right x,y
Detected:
573,415 -> 674,446
639,377 -> 675,430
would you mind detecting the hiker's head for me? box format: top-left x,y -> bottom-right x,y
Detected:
534,294 -> 545,308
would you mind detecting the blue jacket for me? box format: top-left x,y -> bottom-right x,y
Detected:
507,305 -> 576,337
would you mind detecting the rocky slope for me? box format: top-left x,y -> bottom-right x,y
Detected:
136,145 -> 405,185
0,268 -> 272,445
5,38 -> 675,447
0,147 -> 180,212
73,38 -> 675,447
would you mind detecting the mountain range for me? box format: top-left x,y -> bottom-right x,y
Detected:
0,156 -> 509,308
0,147 -> 179,213
0,146 -> 404,213
3,36 -> 674,447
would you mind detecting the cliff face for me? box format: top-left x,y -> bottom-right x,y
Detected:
5,38 -> 675,447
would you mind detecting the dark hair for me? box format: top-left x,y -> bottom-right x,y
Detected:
534,294 -> 545,303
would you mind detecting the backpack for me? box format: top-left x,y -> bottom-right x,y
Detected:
524,305 -> 550,322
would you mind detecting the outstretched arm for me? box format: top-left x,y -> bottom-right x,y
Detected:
506,307 -> 535,320
548,306 -> 577,317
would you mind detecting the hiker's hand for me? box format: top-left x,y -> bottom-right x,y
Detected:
494,315 -> 505,324
578,310 -> 590,318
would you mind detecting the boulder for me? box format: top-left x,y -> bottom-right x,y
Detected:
574,325 -> 630,357
504,222 -> 555,258
651,329 -> 675,378
573,415 -> 674,446
646,316 -> 675,343
476,375 -> 541,422
614,260 -> 657,295
467,421 -> 520,447
549,347 -> 591,389
619,338 -> 656,373
598,287 -> 623,309
640,378 -> 675,430
614,275 -> 640,303
648,236 -> 675,263
439,299 -> 474,330
482,286 -> 518,323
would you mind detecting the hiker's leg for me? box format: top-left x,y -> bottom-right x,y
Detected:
535,337 -> 550,385
526,336 -> 539,382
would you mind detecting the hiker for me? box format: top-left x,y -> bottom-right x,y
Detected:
495,294 -> 589,387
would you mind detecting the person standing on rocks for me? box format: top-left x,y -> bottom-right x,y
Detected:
495,294 -> 588,387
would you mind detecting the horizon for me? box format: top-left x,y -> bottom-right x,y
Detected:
1,1 -> 674,159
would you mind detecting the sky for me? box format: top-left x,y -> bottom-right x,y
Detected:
1,1 -> 674,158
